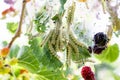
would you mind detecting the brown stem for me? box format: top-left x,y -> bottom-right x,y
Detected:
8,0 -> 27,48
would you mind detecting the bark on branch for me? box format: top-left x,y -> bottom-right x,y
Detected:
8,0 -> 27,48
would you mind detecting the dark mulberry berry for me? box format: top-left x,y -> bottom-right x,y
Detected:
81,66 -> 95,80
93,45 -> 106,54
93,32 -> 109,46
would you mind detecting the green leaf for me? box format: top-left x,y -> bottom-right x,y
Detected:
14,68 -> 21,77
52,14 -> 60,21
34,8 -> 49,33
18,46 -> 40,73
6,22 -> 18,33
29,37 -> 43,62
29,37 -> 63,70
37,24 -> 46,33
95,44 -> 119,62
43,44 -> 63,70
72,46 -> 91,62
60,0 -> 67,7
72,75 -> 80,80
59,0 -> 67,13
9,45 -> 20,58
112,73 -> 120,80
35,75 -> 50,80
12,66 -> 22,77
37,70 -> 67,80
78,46 -> 91,58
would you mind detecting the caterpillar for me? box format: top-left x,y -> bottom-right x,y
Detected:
59,38 -> 64,51
66,2 -> 75,27
55,22 -> 64,51
51,29 -> 56,45
52,21 -> 61,45
59,26 -> 65,51
40,29 -> 54,47
48,40 -> 59,58
66,45 -> 71,66
55,30 -> 64,52
68,40 -> 79,59
61,26 -> 70,46
69,30 -> 87,48
55,18 -> 61,31
55,32 -> 60,51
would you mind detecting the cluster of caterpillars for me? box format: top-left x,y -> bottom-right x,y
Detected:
40,2 -> 88,65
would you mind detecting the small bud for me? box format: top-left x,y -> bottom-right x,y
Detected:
0,47 -> 10,57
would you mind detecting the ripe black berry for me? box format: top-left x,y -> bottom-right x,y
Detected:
93,45 -> 106,54
93,32 -> 109,46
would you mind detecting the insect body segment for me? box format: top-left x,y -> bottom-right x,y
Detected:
66,45 -> 71,66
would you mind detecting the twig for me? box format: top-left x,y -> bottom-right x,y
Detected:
8,0 -> 27,48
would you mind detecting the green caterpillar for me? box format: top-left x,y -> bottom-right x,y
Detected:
67,2 -> 75,27
40,29 -> 54,47
69,40 -> 79,57
69,30 -> 87,48
55,32 -> 60,51
48,40 -> 59,58
66,45 -> 71,66
51,29 -> 56,45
